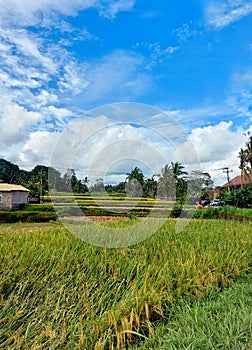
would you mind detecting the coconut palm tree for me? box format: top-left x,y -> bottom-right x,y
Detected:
245,134 -> 252,168
158,164 -> 175,200
126,167 -> 145,197
171,162 -> 188,181
238,148 -> 248,186
170,162 -> 188,203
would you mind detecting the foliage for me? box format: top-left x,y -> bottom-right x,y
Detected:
169,203 -> 183,218
193,205 -> 252,220
238,132 -> 252,180
158,164 -> 176,200
89,178 -> 105,193
105,181 -> 126,194
0,158 -> 29,184
0,211 -> 57,223
0,158 -> 213,204
125,167 -> 145,197
0,159 -> 89,194
224,182 -> 252,208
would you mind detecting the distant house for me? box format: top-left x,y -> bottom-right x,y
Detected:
222,174 -> 252,191
0,183 -> 29,210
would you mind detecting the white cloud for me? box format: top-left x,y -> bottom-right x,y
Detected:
206,0 -> 252,29
0,104 -> 42,149
0,0 -> 135,27
0,28 -> 55,108
185,121 -> 237,162
133,41 -> 179,70
47,116 -> 170,182
172,21 -> 201,41
76,50 -> 151,104
12,34 -> 57,74
58,62 -> 90,95
35,90 -> 59,108
20,131 -> 60,167
46,106 -> 72,119
98,0 -> 135,19
2,106 -> 250,187
178,120 -> 251,185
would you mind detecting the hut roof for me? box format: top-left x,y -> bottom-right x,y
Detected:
0,183 -> 29,192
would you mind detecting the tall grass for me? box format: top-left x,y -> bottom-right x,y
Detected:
0,219 -> 252,349
130,270 -> 252,349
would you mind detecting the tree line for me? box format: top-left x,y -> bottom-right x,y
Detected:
1,130 -> 251,207
0,159 -> 88,197
0,158 -> 212,203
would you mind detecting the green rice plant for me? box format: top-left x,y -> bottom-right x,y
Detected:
129,269 -> 252,349
0,219 -> 251,349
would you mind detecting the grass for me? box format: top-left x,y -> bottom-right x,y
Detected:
0,219 -> 252,349
130,270 -> 252,349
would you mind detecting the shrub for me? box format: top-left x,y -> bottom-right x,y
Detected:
0,211 -> 57,223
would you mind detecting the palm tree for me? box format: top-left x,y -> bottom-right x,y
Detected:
170,162 -> 188,203
238,148 -> 247,186
161,164 -> 173,179
158,164 -> 175,200
126,167 -> 145,197
171,162 -> 188,181
126,167 -> 144,185
240,132 -> 252,181
245,134 -> 252,168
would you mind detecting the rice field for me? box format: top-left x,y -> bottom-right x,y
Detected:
0,218 -> 252,349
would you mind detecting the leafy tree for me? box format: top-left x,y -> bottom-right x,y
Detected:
48,167 -> 65,191
26,182 -> 43,200
175,178 -> 188,204
239,132 -> 252,179
63,169 -> 74,192
125,167 -> 145,197
170,162 -> 188,203
30,165 -> 49,191
158,164 -> 176,200
105,181 -> 125,194
224,182 -> 252,208
143,176 -> 157,198
0,158 -> 20,183
245,133 -> 252,168
188,170 -> 213,189
90,178 -> 105,193
238,148 -> 248,186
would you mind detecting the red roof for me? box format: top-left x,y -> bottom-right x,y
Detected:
222,174 -> 252,187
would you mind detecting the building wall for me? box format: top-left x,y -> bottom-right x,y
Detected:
0,191 -> 28,210
0,192 -> 12,210
11,191 -> 28,209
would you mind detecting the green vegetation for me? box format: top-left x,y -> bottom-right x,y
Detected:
1,219 -> 252,349
0,211 -> 57,223
130,270 -> 252,350
224,182 -> 252,208
1,194 -> 252,223
193,205 -> 252,221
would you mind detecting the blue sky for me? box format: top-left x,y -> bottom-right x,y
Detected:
0,0 -> 252,185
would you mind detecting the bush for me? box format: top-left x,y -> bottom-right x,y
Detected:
193,208 -> 220,219
22,204 -> 55,212
170,203 -> 184,218
0,211 -> 57,223
224,183 -> 252,208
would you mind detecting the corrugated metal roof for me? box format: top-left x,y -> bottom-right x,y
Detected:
0,183 -> 29,192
